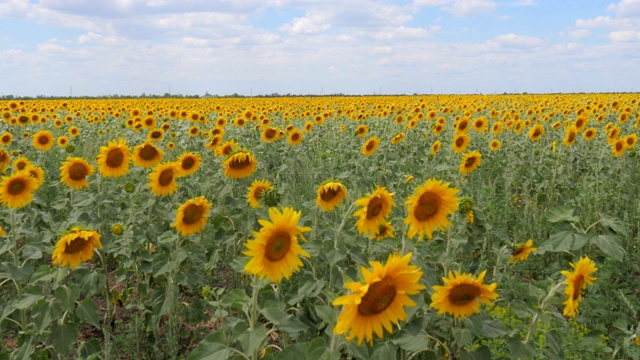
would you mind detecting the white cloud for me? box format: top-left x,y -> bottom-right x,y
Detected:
569,28 -> 590,38
609,30 -> 640,41
489,33 -> 543,47
279,11 -> 331,35
607,0 -> 640,18
443,0 -> 497,17
0,0 -> 30,17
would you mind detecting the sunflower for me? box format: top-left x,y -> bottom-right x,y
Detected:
246,180 -> 274,208
0,132 -> 12,146
563,126 -> 577,147
68,126 -> 80,137
172,196 -> 212,236
316,181 -> 347,212
261,127 -> 279,143
491,122 -> 503,135
132,141 -> 164,168
607,125 -> 621,144
356,125 -> 368,138
362,136 -> 380,156
304,121 -> 314,132
32,130 -> 54,151
0,171 -> 38,208
287,129 -> 303,146
24,165 -> 45,190
452,134 -> 470,153
97,138 -> 131,178
167,142 -> 175,150
333,253 -> 425,345
0,149 -> 9,172
147,129 -> 164,142
148,162 -> 179,196
582,127 -> 597,141
188,126 -> 200,137
206,135 -> 222,151
405,175 -> 414,184
391,132 -> 405,145
431,140 -> 441,155
222,150 -> 257,179
57,136 -> 69,148
561,256 -> 597,318
612,138 -> 626,157
242,207 -> 311,283
374,221 -> 395,241
472,117 -> 488,132
175,152 -> 202,177
51,227 -> 102,269
624,134 -> 638,149
489,139 -> 501,151
528,124 -> 544,142
509,239 -> 537,264
60,157 -> 95,189
354,186 -> 395,238
459,150 -> 482,175
430,270 -> 498,319
112,223 -> 124,236
455,118 -> 470,134
404,179 -> 459,240
214,140 -> 238,157
0,226 -> 5,237
12,156 -> 31,171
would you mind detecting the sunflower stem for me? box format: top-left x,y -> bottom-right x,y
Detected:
250,276 -> 260,329
334,201 -> 357,249
96,249 -> 113,360
524,281 -> 563,344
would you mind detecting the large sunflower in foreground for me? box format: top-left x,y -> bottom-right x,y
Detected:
172,196 -> 212,236
333,253 -> 425,345
459,150 -> 482,175
361,136 -> 380,156
354,186 -> 395,238
132,141 -> 164,168
60,157 -> 95,189
509,239 -> 537,264
96,138 -> 131,178
430,270 -> 498,319
222,150 -> 257,179
561,256 -> 597,318
247,180 -> 274,208
242,207 -> 311,283
148,162 -> 179,196
0,171 -> 38,208
32,130 -> 55,151
316,181 -> 347,212
404,179 -> 459,240
51,227 -> 102,269
175,152 -> 202,177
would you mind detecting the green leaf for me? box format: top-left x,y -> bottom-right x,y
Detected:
460,346 -> 491,360
51,321 -> 80,357
220,288 -> 250,311
29,265 -> 58,284
464,315 -> 507,338
187,330 -> 229,360
10,337 -> 35,360
546,206 -> 579,223
55,284 -> 81,309
261,304 -> 309,336
537,231 -> 588,254
314,305 -> 336,326
288,274 -> 325,305
78,339 -> 102,359
76,298 -> 100,328
273,342 -> 307,360
599,213 -> 628,236
32,299 -> 53,334
371,342 -> 396,360
305,337 -> 328,360
452,328 -> 474,347
545,330 -> 564,359
506,335 -> 533,359
393,330 -> 432,352
236,323 -> 267,355
591,234 -> 625,261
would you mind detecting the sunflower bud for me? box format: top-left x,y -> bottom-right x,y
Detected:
458,197 -> 474,214
124,182 -> 135,193
65,145 -> 75,153
261,188 -> 281,207
112,223 -> 124,236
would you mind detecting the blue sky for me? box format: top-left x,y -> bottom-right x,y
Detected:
1,0 -> 639,96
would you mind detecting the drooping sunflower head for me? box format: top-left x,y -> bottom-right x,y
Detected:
221,150 -> 257,179
247,180 -> 274,208
174,152 -> 202,178
0,171 -> 38,208
148,162 -> 179,196
459,150 -> 482,175
404,178 -> 460,240
430,270 -> 498,319
96,138 -> 131,178
172,196 -> 212,236
60,157 -> 95,190
431,140 -> 441,155
242,207 -> 312,283
560,256 -> 597,318
32,130 -> 54,151
391,132 -> 405,145
361,136 -> 380,156
563,126 -> 577,147
508,239 -> 537,264
316,181 -> 347,212
332,253 -> 426,345
133,141 -> 164,168
354,186 -> 396,238
51,227 -> 102,269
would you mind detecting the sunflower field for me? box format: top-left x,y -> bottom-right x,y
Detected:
0,94 -> 639,359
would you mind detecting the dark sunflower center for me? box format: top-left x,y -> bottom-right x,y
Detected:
448,284 -> 482,306
414,192 -> 440,221
264,230 -> 291,261
229,155 -> 252,169
69,163 -> 88,181
221,146 -> 233,156
572,274 -> 584,300
2,135 -> 9,142
265,128 -> 277,139
182,203 -> 205,225
182,157 -> 195,170
366,196 -> 384,219
568,132 -> 576,142
106,149 -> 124,167
465,157 -> 476,167
532,129 -> 541,137
291,133 -> 300,141
253,187 -> 265,200
358,278 -> 397,316
139,144 -> 158,160
616,142 -> 624,151
38,135 -> 50,145
19,116 -> 29,124
459,122 -> 468,131
64,237 -> 87,254
365,141 -> 375,151
320,187 -> 339,202
8,179 -> 26,195
158,168 -> 174,186
456,138 -> 466,147
16,162 -> 27,170
512,247 -> 524,257
151,131 -> 162,139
